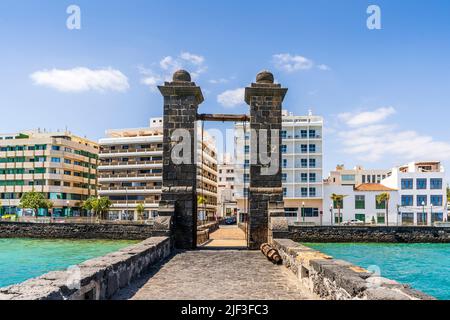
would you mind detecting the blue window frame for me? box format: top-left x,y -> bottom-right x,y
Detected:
430,179 -> 443,190
281,145 -> 287,153
401,179 -> 413,190
51,157 -> 61,163
431,195 -> 443,206
417,195 -> 427,206
416,179 -> 427,190
281,131 -> 287,139
401,195 -> 413,206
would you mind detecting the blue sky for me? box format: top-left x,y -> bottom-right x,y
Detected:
1,0 -> 450,183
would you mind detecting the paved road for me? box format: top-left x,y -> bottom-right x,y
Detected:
201,225 -> 247,248
113,249 -> 317,300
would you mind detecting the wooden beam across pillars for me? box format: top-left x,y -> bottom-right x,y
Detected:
197,113 -> 250,122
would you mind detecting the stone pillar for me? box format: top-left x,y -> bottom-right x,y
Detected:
158,70 -> 203,249
245,71 -> 287,250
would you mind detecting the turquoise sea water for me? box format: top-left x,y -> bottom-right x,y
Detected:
0,238 -> 138,288
305,243 -> 450,300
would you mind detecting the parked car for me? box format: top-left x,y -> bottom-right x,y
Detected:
225,217 -> 237,225
342,219 -> 365,226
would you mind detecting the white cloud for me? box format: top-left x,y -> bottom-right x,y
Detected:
141,52 -> 207,91
317,64 -> 330,71
217,88 -> 245,108
30,67 -> 129,93
338,107 -> 396,127
180,52 -> 205,66
336,107 -> 450,162
273,53 -> 314,72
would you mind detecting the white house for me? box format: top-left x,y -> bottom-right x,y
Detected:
323,183 -> 399,226
381,161 -> 447,226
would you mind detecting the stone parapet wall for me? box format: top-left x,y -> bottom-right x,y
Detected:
272,239 -> 435,300
0,221 -> 170,240
274,225 -> 450,243
0,237 -> 172,300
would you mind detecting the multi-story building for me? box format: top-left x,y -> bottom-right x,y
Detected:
327,165 -> 391,186
323,183 -> 398,225
0,130 -> 99,217
98,118 -> 164,221
217,153 -> 237,218
234,110 -> 324,223
98,118 -> 218,221
382,161 -> 447,225
196,124 -> 218,221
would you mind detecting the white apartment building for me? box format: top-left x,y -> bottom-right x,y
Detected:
98,118 -> 218,221
381,161 -> 447,226
327,165 -> 391,186
323,183 -> 399,226
217,153 -> 237,218
234,110 -> 324,222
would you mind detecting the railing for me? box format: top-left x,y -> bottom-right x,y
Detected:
100,148 -> 162,154
14,216 -> 155,225
98,173 -> 161,179
98,186 -> 161,191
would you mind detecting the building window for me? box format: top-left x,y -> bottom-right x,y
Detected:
284,208 -> 297,217
430,195 -> 443,206
416,179 -> 427,190
244,145 -> 250,154
401,195 -> 413,206
282,173 -> 287,182
376,197 -> 386,209
309,188 -> 316,197
309,173 -> 316,182
430,179 -> 443,190
432,212 -> 443,223
342,175 -> 355,182
301,159 -> 308,168
244,160 -> 249,169
301,173 -> 308,183
302,208 -> 319,217
300,130 -> 307,138
309,144 -> 316,153
283,188 -> 287,197
52,146 -> 60,151
401,212 -> 414,225
355,214 -> 365,222
417,195 -> 427,206
401,179 -> 413,190
355,195 -> 365,209
281,131 -> 287,139
243,174 -> 249,183
51,157 -> 61,163
309,159 -> 316,168
281,145 -> 287,153
301,188 -> 308,197
309,130 -> 316,138
282,159 -> 288,168
301,144 -> 307,153
377,213 -> 385,224
243,188 -> 249,197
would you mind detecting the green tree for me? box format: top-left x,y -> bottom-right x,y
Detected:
136,203 -> 145,220
447,186 -> 450,203
19,191 -> 53,218
82,197 -> 112,220
330,194 -> 346,225
376,192 -> 391,226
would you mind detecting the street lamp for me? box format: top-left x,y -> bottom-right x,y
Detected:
421,201 -> 425,226
302,201 -> 305,223
66,200 -> 70,218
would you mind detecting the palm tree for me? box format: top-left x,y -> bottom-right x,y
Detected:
330,194 -> 346,225
136,203 -> 145,221
376,193 -> 391,226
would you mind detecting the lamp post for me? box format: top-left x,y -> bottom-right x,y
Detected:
421,201 -> 425,226
302,201 -> 305,223
66,200 -> 70,218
